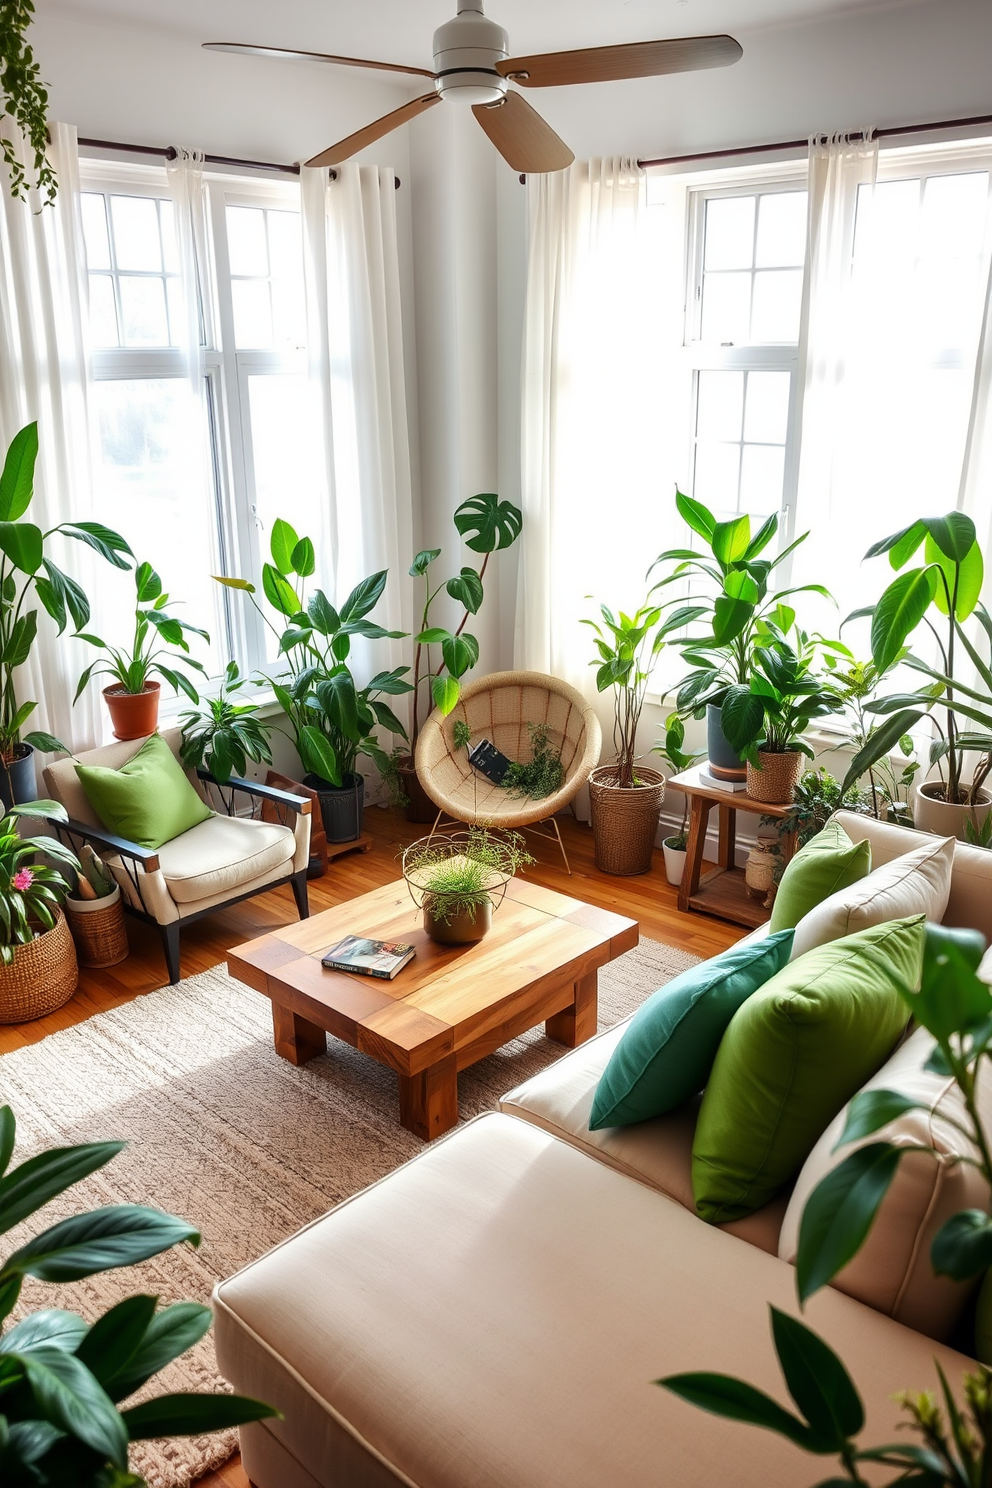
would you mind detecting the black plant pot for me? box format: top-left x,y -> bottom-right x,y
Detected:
0,745 -> 38,811
303,772 -> 365,844
706,702 -> 746,782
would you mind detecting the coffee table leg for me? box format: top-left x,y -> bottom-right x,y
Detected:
272,1003 -> 326,1065
546,972 -> 598,1048
399,1054 -> 458,1141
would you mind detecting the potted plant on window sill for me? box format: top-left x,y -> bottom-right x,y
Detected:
76,560 -> 209,739
583,592 -> 705,876
179,659 -> 274,783
651,712 -> 704,886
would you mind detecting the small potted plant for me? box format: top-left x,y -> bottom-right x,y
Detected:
64,842 -> 129,970
402,828 -> 533,945
76,561 -> 209,739
180,660 -> 274,782
651,712 -> 704,886
0,799 -> 84,1021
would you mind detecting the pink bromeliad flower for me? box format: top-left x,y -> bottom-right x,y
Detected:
11,868 -> 34,892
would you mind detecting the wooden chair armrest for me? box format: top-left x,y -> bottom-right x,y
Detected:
196,771 -> 312,814
46,815 -> 161,873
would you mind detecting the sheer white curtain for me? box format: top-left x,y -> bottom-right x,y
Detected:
300,162 -> 413,685
515,158 -> 666,692
0,122 -> 104,756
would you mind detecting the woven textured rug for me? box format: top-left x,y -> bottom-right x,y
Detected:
0,935 -> 698,1488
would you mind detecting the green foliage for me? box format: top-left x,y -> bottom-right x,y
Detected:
0,0 -> 55,204
0,424 -> 132,763
408,494 -> 523,748
76,845 -> 114,901
720,632 -> 844,766
403,828 -> 533,925
772,768 -> 872,849
452,719 -> 472,752
501,723 -> 565,801
967,812 -> 992,850
215,523 -> 412,789
76,562 -> 208,708
0,799 -> 80,965
179,661 -> 273,783
651,712 -> 704,837
0,1104 -> 276,1485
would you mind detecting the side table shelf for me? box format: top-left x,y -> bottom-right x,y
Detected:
668,765 -> 798,930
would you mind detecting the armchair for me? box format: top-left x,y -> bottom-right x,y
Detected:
43,730 -> 311,984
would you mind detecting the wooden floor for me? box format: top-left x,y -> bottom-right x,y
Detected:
0,806 -> 740,1487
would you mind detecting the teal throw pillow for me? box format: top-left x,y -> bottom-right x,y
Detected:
769,818 -> 872,933
76,732 -> 212,851
589,929 -> 795,1129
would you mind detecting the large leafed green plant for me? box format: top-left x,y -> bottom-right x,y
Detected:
75,562 -> 209,706
0,799 -> 80,964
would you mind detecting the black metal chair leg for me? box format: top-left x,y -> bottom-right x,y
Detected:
159,923 -> 182,985
291,868 -> 310,920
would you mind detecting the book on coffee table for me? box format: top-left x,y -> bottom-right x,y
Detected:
321,935 -> 416,979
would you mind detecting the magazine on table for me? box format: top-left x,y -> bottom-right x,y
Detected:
321,935 -> 416,980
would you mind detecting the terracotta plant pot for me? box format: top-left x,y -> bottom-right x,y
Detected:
104,681 -> 160,741
423,896 -> 492,946
398,757 -> 437,824
0,910 -> 78,1023
913,781 -> 992,843
588,765 -> 666,876
746,749 -> 803,805
662,837 -> 688,887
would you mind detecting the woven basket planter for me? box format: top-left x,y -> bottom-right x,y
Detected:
588,765 -> 665,876
65,885 -> 129,969
746,749 -> 804,805
0,910 -> 79,1024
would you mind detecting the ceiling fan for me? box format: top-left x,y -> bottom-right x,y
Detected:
204,1 -> 742,175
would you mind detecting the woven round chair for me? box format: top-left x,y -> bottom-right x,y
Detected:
414,670 -> 602,873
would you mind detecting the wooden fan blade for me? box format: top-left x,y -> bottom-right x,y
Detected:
304,92 -> 441,168
473,92 -> 574,174
497,34 -> 742,88
203,42 -> 436,81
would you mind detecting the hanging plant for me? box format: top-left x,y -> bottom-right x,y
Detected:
0,0 -> 56,204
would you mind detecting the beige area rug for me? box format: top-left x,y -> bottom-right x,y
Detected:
0,935 -> 698,1488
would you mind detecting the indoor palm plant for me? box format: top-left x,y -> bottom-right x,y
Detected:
651,712 -> 705,886
402,493 -> 523,821
0,798 -> 83,1021
402,827 -> 533,945
0,1101 -> 274,1485
839,512 -> 992,841
179,660 -> 274,784
0,422 -> 132,804
216,519 -> 412,842
583,592 -> 705,875
649,490 -> 828,782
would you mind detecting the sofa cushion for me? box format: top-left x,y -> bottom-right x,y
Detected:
778,1025 -> 992,1341
769,817 -> 871,932
790,834 -> 954,960
692,915 -> 922,1224
589,931 -> 794,1127
158,814 -> 295,904
213,1112 -> 977,1488
75,731 -> 212,849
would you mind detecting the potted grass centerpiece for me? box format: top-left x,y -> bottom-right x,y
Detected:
402,828 -> 533,945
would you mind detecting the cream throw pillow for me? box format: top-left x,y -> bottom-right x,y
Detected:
778,1025 -> 992,1340
790,834 -> 954,961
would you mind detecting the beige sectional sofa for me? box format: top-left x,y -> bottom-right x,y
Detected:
214,812 -> 992,1488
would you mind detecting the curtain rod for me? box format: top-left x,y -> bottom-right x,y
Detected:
637,112 -> 992,169
76,136 -> 403,187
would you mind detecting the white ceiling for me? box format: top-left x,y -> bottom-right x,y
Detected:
51,0 -> 931,62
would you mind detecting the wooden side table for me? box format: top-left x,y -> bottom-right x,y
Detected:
669,765 -> 798,930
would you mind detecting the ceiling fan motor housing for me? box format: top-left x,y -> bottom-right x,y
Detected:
433,0 -> 509,106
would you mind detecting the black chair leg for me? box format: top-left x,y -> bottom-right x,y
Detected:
291,868 -> 310,920
159,923 -> 182,985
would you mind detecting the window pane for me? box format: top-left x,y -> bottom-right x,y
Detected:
267,209 -> 301,280
118,277 -> 170,347
693,441 -> 740,513
743,371 -> 790,444
227,206 -> 269,276
701,271 -> 751,342
704,196 -> 755,270
88,275 -> 119,347
111,195 -> 163,271
920,172 -> 989,260
271,279 -> 306,352
751,268 -> 803,341
755,191 -> 807,268
856,178 -> 920,261
166,277 -> 185,348
81,193 -> 111,270
696,371 -> 743,442
739,444 -> 785,516
159,199 -> 179,274
232,279 -> 273,347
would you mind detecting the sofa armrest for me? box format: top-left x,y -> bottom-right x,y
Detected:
196,770 -> 311,815
45,814 -> 161,873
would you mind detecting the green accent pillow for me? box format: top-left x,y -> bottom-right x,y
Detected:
589,930 -> 795,1129
769,818 -> 872,933
76,732 -> 212,850
691,914 -> 922,1224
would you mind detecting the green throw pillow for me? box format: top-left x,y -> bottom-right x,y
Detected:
769,818 -> 872,933
691,914 -> 922,1224
76,732 -> 212,850
589,930 -> 795,1129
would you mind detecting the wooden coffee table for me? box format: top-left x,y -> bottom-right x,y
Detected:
228,877 -> 638,1140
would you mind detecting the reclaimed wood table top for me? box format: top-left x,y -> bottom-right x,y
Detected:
228,876 -> 639,1079
668,764 -> 796,819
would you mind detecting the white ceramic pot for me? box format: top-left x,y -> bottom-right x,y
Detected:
913,781 -> 992,843
662,838 -> 687,887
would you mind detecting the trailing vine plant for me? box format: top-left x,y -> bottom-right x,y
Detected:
0,0 -> 57,205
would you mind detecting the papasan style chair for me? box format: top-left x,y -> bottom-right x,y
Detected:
414,670 -> 602,873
